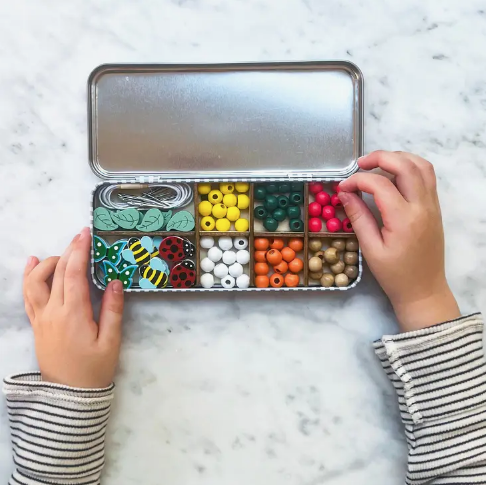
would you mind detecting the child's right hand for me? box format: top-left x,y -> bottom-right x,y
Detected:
339,151 -> 460,332
23,227 -> 124,388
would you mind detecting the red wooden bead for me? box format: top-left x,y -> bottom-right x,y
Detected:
331,193 -> 343,208
331,182 -> 341,193
342,218 -> 354,233
309,182 -> 324,195
315,191 -> 331,206
308,201 -> 322,217
321,205 -> 336,221
326,218 -> 342,233
309,217 -> 322,232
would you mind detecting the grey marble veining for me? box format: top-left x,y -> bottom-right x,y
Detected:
0,1 -> 485,484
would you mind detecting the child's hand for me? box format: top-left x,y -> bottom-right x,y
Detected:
23,227 -> 124,388
339,151 -> 460,332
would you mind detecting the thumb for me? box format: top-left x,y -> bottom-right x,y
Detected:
98,280 -> 124,348
338,191 -> 383,253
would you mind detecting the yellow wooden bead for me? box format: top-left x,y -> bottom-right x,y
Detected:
235,182 -> 249,193
212,203 -> 227,219
237,194 -> 250,210
227,206 -> 241,222
216,218 -> 231,231
201,216 -> 215,231
219,183 -> 235,194
198,183 -> 212,195
223,193 -> 237,207
198,200 -> 212,217
235,218 -> 249,232
208,190 -> 223,204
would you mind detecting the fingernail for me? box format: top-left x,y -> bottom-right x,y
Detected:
338,191 -> 350,206
79,227 -> 90,241
72,234 -> 80,243
112,280 -> 123,294
26,256 -> 35,266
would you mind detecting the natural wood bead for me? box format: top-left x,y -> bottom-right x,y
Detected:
308,257 -> 323,272
330,260 -> 345,274
324,247 -> 340,264
346,238 -> 359,251
310,271 -> 323,281
309,238 -> 322,252
344,251 -> 358,265
335,273 -> 349,287
314,251 -> 325,261
344,265 -> 359,280
320,273 -> 335,287
331,238 -> 346,251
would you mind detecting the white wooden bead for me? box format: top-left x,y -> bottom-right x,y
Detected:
229,263 -> 244,278
200,236 -> 215,249
236,249 -> 250,265
234,237 -> 248,250
214,263 -> 229,279
218,236 -> 233,251
222,250 -> 237,265
236,274 -> 250,289
200,273 -> 215,289
200,257 -> 215,273
207,246 -> 223,263
221,275 -> 236,288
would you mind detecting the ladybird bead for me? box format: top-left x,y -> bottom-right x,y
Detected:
197,183 -> 212,195
220,183 -> 235,194
236,274 -> 250,289
208,189 -> 223,204
222,250 -> 237,265
212,203 -> 227,219
207,246 -> 223,262
201,216 -> 216,231
263,217 -> 278,232
221,275 -> 236,289
254,206 -> 267,220
216,218 -> 231,232
235,182 -> 249,193
214,263 -> 229,279
229,262 -> 244,278
227,206 -> 241,222
254,185 -> 267,200
234,218 -> 249,232
264,195 -> 278,211
223,193 -> 237,207
272,208 -> 287,222
198,200 -> 213,217
201,257 -> 215,273
218,237 -> 233,251
237,194 -> 250,210
236,249 -> 250,265
201,273 -> 215,288
200,236 -> 215,249
234,237 -> 248,250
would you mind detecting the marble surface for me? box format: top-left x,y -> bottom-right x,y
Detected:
1,1 -> 485,484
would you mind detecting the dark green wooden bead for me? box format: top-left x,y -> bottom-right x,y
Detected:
266,183 -> 278,194
263,217 -> 279,232
277,195 -> 289,209
264,195 -> 278,211
254,185 -> 267,200
272,208 -> 287,222
289,218 -> 304,231
278,183 -> 290,193
287,205 -> 300,219
289,192 -> 303,205
254,206 -> 267,220
290,182 -> 304,192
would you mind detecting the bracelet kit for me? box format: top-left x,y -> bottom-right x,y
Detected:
89,62 -> 364,292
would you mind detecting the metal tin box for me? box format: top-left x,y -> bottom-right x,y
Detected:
89,61 -> 364,292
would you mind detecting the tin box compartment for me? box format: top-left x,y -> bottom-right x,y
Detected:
88,62 -> 364,292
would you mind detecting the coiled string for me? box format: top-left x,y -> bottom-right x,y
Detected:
98,183 -> 194,210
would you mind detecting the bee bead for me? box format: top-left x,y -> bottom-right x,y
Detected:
236,274 -> 250,289
200,236 -> 215,249
229,262 -> 244,278
200,273 -> 215,289
214,263 -> 229,279
200,257 -> 215,273
236,249 -> 250,265
234,237 -> 248,250
221,275 -> 236,289
222,250 -> 237,265
218,237 -> 233,251
207,246 -> 223,263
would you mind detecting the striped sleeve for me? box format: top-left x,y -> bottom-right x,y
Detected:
3,373 -> 114,485
374,312 -> 486,485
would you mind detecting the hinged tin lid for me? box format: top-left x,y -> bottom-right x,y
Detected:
88,61 -> 363,181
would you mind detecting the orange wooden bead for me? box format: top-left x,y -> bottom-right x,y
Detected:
266,249 -> 283,265
288,238 -> 304,252
254,238 -> 270,251
255,250 -> 267,262
270,273 -> 284,288
255,262 -> 270,276
269,238 -> 285,250
281,247 -> 296,263
285,273 -> 300,287
255,275 -> 270,288
288,257 -> 304,273
273,260 -> 289,274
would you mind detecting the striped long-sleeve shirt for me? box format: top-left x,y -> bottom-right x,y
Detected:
3,313 -> 486,484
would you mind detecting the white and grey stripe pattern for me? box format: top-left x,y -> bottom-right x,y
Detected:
3,373 -> 114,485
374,312 -> 486,484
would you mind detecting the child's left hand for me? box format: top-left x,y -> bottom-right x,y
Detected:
23,227 -> 124,388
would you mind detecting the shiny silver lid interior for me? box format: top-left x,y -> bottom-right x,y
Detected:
88,62 -> 363,180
